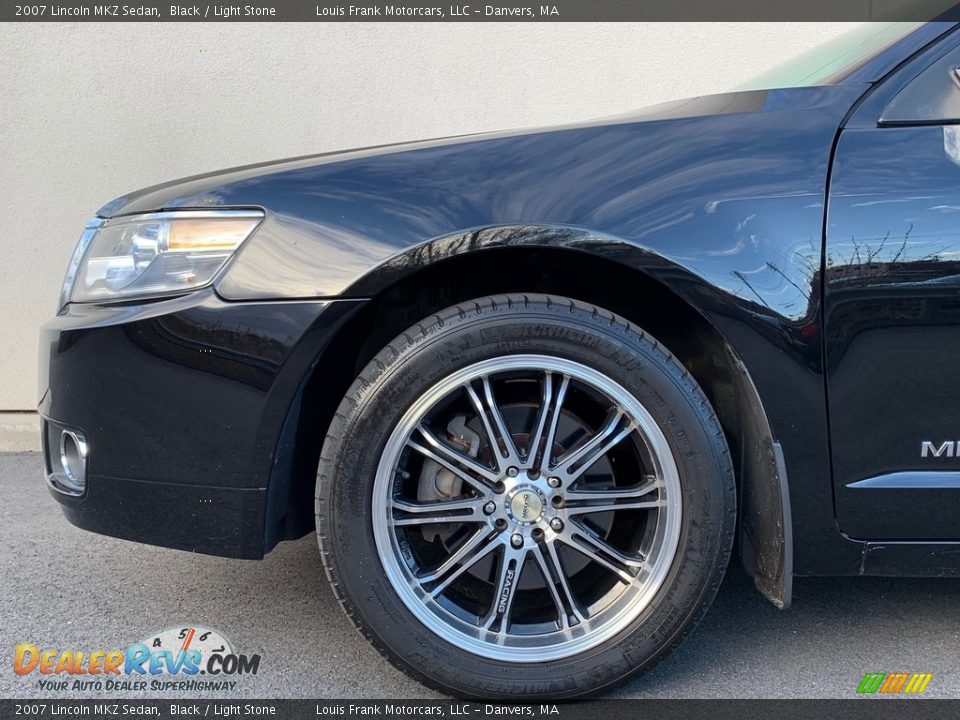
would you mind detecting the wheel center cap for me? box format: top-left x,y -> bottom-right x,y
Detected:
506,486 -> 544,524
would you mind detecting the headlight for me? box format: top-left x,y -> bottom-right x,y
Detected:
59,209 -> 264,309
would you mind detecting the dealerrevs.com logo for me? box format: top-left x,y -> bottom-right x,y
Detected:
13,626 -> 261,692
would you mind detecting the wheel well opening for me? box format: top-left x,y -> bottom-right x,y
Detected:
269,246 -> 753,550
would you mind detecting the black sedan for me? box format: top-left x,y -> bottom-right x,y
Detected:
39,21 -> 960,698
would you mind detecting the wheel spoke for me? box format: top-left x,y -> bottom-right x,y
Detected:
534,542 -> 586,629
564,529 -> 645,583
527,372 -> 570,472
422,528 -> 501,591
526,372 -> 554,465
565,478 -> 663,515
552,410 -> 636,481
466,377 -> 521,469
391,497 -> 482,526
532,373 -> 570,473
482,546 -> 527,637
408,425 -> 500,490
566,499 -> 663,515
566,476 -> 659,501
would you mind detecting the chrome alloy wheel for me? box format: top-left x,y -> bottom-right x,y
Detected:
372,354 -> 682,662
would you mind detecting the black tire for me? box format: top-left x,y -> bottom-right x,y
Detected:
316,294 -> 735,699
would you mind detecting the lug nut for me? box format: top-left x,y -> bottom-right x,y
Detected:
549,517 -> 564,532
507,467 -> 519,477
547,476 -> 561,488
482,501 -> 496,515
510,533 -> 524,548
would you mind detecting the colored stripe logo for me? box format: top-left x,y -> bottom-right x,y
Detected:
857,672 -> 933,694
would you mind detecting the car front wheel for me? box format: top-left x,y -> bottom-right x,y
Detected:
316,294 -> 735,698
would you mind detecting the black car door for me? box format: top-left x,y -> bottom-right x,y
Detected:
826,35 -> 960,540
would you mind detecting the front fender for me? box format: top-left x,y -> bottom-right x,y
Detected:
198,84 -> 865,576
307,221 -> 797,605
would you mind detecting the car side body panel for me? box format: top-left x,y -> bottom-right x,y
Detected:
827,126 -> 960,541
826,29 -> 960,544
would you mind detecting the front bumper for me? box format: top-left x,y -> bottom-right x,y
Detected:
38,289 -> 362,558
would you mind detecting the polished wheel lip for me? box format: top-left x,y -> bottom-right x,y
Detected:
373,354 -> 683,662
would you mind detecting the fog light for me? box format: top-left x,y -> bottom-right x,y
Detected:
44,423 -> 88,496
60,431 -> 87,488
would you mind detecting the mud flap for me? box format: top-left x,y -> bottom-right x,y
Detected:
739,440 -> 793,609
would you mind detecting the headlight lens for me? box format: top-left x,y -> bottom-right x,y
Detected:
60,210 -> 263,308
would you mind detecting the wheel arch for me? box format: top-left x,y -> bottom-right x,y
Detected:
266,227 -> 792,607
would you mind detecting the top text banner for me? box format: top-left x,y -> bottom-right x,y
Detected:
2,0 -> 959,21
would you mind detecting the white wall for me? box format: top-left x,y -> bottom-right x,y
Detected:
0,22 -> 861,410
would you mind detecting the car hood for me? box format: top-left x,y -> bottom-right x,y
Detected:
97,86 -> 864,218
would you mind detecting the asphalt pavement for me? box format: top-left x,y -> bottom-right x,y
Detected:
2,452 -> 959,700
